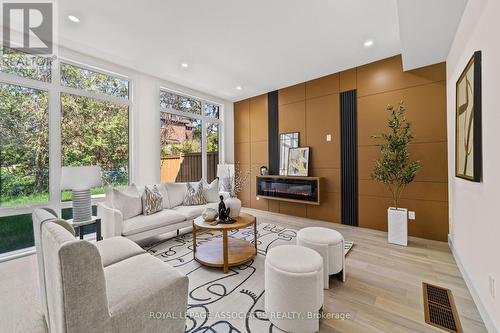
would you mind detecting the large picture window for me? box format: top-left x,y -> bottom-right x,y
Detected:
160,90 -> 221,184
60,62 -> 130,202
0,51 -> 131,256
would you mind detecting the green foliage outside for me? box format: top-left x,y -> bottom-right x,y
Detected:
0,188 -> 105,206
207,130 -> 218,153
61,62 -> 128,99
0,47 -> 51,82
60,92 -> 129,186
0,84 -> 49,205
371,102 -> 421,208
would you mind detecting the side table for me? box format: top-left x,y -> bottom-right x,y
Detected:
67,216 -> 102,241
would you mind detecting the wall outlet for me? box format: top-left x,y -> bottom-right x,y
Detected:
326,134 -> 332,142
408,211 -> 416,220
490,276 -> 496,298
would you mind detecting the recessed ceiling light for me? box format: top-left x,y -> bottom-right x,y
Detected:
364,39 -> 374,48
236,86 -> 242,91
181,63 -> 189,68
68,15 -> 80,23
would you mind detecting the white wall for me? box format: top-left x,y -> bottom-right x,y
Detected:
60,47 -> 234,187
447,0 -> 500,331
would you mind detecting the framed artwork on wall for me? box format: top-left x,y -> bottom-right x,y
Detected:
455,50 -> 482,182
287,147 -> 310,177
279,132 -> 299,175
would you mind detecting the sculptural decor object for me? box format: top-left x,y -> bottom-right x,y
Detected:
217,195 -> 235,224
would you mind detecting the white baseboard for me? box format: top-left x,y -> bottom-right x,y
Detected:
448,234 -> 499,333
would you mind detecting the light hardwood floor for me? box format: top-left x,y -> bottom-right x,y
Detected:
0,208 -> 487,333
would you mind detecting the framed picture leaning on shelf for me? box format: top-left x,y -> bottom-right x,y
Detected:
287,147 -> 310,177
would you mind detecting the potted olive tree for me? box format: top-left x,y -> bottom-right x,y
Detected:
371,102 -> 421,246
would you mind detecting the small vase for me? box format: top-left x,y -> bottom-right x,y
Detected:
202,208 -> 218,222
224,196 -> 241,218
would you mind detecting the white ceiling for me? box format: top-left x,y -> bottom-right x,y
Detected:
57,0 -> 466,102
397,0 -> 467,71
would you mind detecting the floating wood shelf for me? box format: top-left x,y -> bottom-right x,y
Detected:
256,175 -> 321,205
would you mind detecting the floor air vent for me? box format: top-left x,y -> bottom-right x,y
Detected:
423,282 -> 463,333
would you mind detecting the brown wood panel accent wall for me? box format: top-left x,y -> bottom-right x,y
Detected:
233,55 -> 448,241
234,94 -> 270,211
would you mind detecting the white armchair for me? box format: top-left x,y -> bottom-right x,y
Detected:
32,208 -> 189,333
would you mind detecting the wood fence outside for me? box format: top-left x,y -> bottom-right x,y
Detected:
160,152 -> 218,183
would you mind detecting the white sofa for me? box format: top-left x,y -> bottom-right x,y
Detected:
32,208 -> 188,333
98,180 -> 222,242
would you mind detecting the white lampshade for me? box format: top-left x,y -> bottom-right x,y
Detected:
216,164 -> 234,179
60,166 -> 102,191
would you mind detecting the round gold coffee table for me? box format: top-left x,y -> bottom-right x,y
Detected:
192,212 -> 257,273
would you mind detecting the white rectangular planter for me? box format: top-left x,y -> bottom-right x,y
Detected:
388,207 -> 408,246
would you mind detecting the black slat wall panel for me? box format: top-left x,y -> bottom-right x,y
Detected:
268,91 -> 279,175
340,89 -> 359,226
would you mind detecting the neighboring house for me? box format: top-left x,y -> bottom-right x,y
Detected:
160,113 -> 194,144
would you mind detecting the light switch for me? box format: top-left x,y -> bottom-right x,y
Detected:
408,211 -> 416,220
326,134 -> 332,142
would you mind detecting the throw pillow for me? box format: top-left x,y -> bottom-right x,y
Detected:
203,178 -> 219,203
152,183 -> 170,209
183,182 -> 207,206
112,186 -> 143,220
165,182 -> 189,208
142,186 -> 163,215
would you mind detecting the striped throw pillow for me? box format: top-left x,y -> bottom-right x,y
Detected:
183,182 -> 207,206
142,185 -> 163,215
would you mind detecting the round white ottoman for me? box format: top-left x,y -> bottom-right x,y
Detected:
297,227 -> 345,289
265,245 -> 323,333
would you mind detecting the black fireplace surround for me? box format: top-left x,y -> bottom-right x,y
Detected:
256,176 -> 319,203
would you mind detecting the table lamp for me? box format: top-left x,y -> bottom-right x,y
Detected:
61,166 -> 102,222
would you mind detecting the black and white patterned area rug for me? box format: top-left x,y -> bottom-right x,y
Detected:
143,222 -> 353,333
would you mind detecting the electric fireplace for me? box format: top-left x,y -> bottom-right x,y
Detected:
256,176 -> 321,205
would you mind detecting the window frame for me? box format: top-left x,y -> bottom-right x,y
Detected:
159,88 -> 223,181
0,56 -> 133,219
59,60 -> 131,202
